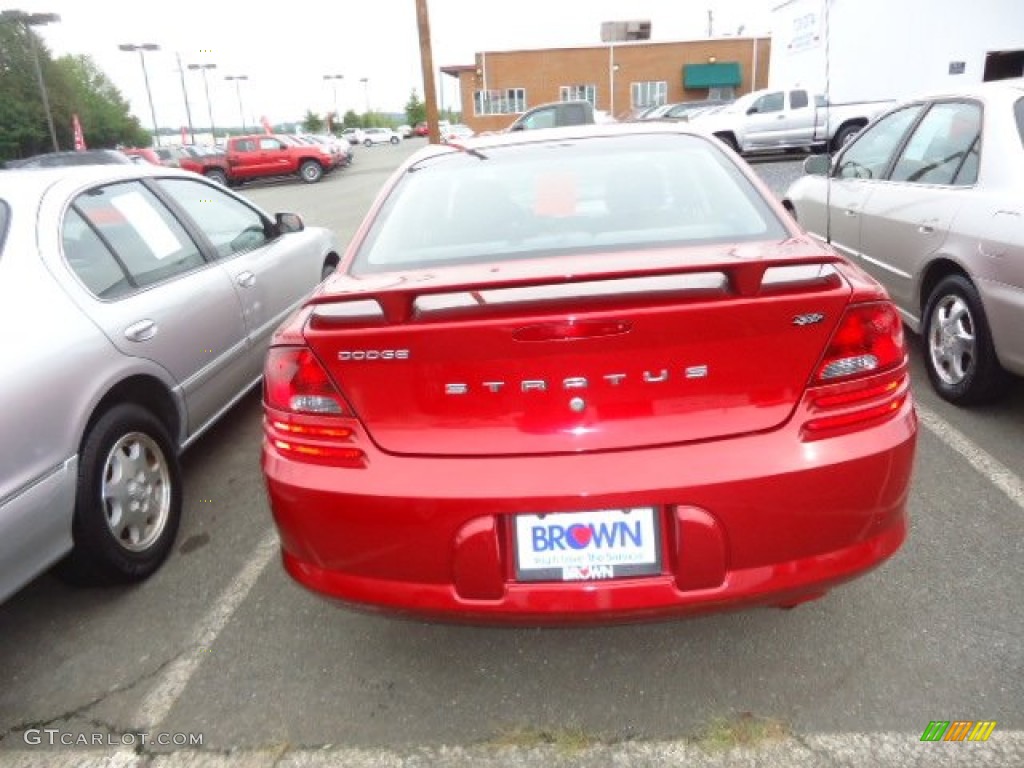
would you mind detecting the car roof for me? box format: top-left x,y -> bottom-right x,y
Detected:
398,122 -> 723,172
3,149 -> 133,169
438,119 -> 706,151
909,78 -> 1024,104
0,164 -> 205,200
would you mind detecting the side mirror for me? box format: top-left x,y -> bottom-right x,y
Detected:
746,106 -> 759,115
508,122 -> 525,132
275,212 -> 304,234
803,154 -> 832,176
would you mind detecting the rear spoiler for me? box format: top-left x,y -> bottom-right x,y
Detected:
307,249 -> 846,326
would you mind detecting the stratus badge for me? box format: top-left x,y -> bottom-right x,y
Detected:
792,313 -> 825,327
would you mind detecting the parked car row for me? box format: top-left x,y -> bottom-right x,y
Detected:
633,99 -> 731,122
0,163 -> 340,604
4,80 -> 1020,624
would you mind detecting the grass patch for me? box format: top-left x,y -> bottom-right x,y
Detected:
693,712 -> 791,753
486,725 -> 598,753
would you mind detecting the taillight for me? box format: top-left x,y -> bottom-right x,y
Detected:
802,302 -> 911,440
813,302 -> 905,384
263,346 -> 366,467
265,347 -> 347,414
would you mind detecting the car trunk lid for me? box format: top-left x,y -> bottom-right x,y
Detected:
303,241 -> 852,456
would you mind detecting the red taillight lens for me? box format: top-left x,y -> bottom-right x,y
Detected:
264,347 -> 348,415
814,303 -> 905,384
801,302 -> 911,440
264,347 -> 366,467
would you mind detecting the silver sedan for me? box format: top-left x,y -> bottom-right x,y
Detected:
0,164 -> 340,602
783,80 -> 1024,404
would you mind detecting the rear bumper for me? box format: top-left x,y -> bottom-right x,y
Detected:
264,400 -> 916,625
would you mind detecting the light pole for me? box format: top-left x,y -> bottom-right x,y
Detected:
175,53 -> 195,144
188,63 -> 217,143
224,75 -> 248,132
360,77 -> 370,116
2,10 -> 61,152
119,43 -> 161,146
323,74 -> 343,130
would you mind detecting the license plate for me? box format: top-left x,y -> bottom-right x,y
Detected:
514,508 -> 661,582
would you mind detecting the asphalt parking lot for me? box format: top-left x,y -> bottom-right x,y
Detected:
0,139 -> 1022,768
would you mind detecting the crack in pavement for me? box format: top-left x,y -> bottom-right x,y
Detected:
0,650 -> 186,747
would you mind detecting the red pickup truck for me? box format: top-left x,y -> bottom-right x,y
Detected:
225,134 -> 337,184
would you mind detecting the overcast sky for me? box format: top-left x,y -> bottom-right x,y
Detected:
15,0 -> 775,132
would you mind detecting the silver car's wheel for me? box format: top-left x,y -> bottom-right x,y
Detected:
62,404 -> 182,583
922,275 -> 1007,404
102,432 -> 172,552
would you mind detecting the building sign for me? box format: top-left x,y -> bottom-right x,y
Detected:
788,9 -> 821,52
949,61 -> 966,74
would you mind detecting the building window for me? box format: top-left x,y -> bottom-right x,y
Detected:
630,81 -> 667,109
708,86 -> 736,101
560,84 -> 597,105
474,88 -> 527,116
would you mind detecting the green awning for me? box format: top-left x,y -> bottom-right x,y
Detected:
683,62 -> 742,88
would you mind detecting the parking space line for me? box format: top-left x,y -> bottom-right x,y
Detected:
136,529 -> 279,730
918,406 -> 1024,511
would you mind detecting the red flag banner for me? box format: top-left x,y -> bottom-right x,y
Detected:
72,114 -> 87,151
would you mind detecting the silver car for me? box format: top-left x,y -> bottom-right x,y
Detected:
783,80 -> 1024,404
0,164 -> 340,602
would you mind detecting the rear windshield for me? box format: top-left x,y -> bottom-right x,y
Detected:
352,133 -> 788,275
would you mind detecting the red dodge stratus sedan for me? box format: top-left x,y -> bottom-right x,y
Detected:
262,123 -> 917,625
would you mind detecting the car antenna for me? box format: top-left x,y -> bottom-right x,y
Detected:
825,0 -> 833,243
446,142 -> 488,161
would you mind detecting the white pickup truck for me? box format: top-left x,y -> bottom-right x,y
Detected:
690,88 -> 894,154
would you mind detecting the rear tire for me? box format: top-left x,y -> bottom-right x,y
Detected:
321,259 -> 338,281
832,123 -> 862,152
922,275 -> 1008,404
299,160 -> 323,183
390,136 -> 399,145
204,168 -> 228,186
715,132 -> 740,153
63,404 -> 181,584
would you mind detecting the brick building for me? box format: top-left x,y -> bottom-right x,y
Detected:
442,37 -> 771,133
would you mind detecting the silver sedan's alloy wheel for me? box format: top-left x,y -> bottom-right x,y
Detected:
921,274 -> 1008,405
928,293 -> 975,387
101,432 -> 172,552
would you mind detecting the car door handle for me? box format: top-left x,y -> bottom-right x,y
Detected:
777,114 -> 786,120
918,224 -> 935,234
844,208 -> 858,217
124,319 -> 158,342
236,271 -> 256,288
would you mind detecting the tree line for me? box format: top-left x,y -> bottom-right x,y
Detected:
1,20 -> 150,161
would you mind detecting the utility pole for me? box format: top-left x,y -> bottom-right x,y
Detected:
415,0 -> 440,144
707,9 -> 714,37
